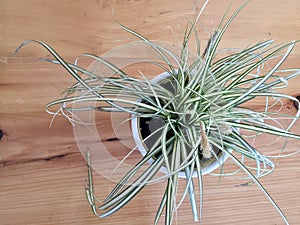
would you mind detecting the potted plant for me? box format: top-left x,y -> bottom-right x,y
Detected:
16,0 -> 300,224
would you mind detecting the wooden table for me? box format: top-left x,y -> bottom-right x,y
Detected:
1,0 -> 300,224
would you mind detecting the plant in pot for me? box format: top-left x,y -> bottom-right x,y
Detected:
17,0 -> 300,224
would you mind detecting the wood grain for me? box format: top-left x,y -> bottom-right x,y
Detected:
1,0 -> 300,224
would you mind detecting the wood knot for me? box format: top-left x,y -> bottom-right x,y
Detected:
0,130 -> 3,140
293,95 -> 300,110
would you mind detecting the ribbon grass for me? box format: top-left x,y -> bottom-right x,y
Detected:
17,0 -> 300,224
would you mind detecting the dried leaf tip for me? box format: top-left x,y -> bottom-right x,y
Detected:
201,140 -> 213,159
200,121 -> 212,159
219,123 -> 232,135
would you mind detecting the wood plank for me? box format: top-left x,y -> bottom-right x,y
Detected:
0,152 -> 299,225
1,0 -> 300,224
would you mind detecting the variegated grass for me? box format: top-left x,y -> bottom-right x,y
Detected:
16,0 -> 300,224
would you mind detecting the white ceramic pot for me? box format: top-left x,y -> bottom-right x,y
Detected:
131,71 -> 231,178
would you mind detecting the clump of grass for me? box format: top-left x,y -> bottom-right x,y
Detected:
17,0 -> 300,224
